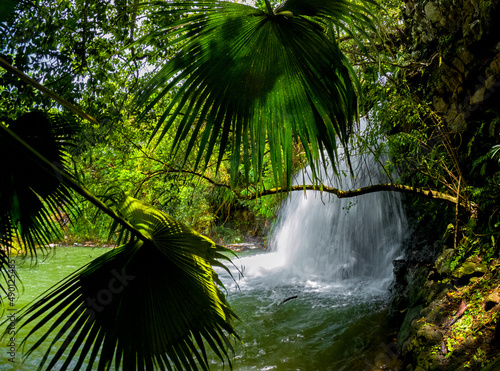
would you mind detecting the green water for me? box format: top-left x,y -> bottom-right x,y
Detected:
0,247 -> 400,370
1,247 -> 109,371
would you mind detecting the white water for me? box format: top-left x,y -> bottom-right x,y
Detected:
269,155 -> 407,288
230,136 -> 407,289
215,130 -> 408,369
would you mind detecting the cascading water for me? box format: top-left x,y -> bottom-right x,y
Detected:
268,146 -> 407,288
210,122 -> 408,370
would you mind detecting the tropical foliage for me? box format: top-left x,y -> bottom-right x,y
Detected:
136,0 -> 376,187
0,0 -> 378,369
18,194 -> 238,371
1,110 -> 239,370
1,0 -> 499,369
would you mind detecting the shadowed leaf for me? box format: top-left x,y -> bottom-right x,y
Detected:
136,0 -> 376,187
15,196 -> 239,371
0,111 -> 76,296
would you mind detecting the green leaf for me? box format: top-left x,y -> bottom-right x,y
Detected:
136,0 -> 376,188
0,111 -> 77,295
14,195 -> 239,371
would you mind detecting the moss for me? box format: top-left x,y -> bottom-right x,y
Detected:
399,266 -> 500,370
398,305 -> 424,348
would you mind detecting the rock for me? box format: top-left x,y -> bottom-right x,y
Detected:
487,292 -> 500,303
435,248 -> 455,275
424,2 -> 443,24
469,76 -> 498,105
432,96 -> 448,114
469,19 -> 483,41
456,46 -> 474,66
454,262 -> 478,276
398,305 -> 424,348
452,57 -> 466,74
490,53 -> 500,76
446,110 -> 467,132
464,335 -> 476,348
393,258 -> 407,279
440,63 -> 463,93
421,295 -> 448,323
416,323 -> 443,344
485,291 -> 500,311
452,257 -> 488,284
407,267 -> 432,306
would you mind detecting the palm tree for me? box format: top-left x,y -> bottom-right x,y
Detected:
1,0 -> 375,369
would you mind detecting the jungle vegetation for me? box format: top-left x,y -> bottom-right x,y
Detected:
0,0 -> 499,369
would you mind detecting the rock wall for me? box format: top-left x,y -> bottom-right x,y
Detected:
403,0 -> 500,132
392,1 -> 500,370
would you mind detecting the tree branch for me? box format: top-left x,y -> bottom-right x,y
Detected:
245,183 -> 474,210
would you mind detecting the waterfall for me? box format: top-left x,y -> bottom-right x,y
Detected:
268,129 -> 407,288
205,122 -> 408,369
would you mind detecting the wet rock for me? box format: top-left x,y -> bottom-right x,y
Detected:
393,258 -> 408,281
225,243 -> 265,252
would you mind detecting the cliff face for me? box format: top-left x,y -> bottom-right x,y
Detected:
392,1 -> 500,370
403,0 -> 500,132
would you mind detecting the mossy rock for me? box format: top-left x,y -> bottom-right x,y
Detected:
398,305 -> 424,349
452,257 -> 488,284
408,267 -> 431,307
416,323 -> 443,344
435,248 -> 455,275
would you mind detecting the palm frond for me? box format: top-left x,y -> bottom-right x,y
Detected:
15,195 -> 239,371
0,111 -> 76,295
1,58 -> 239,370
136,0 -> 376,187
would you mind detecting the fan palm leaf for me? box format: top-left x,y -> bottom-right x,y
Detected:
137,0 -> 376,187
0,112 -> 76,295
15,195 -> 238,371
